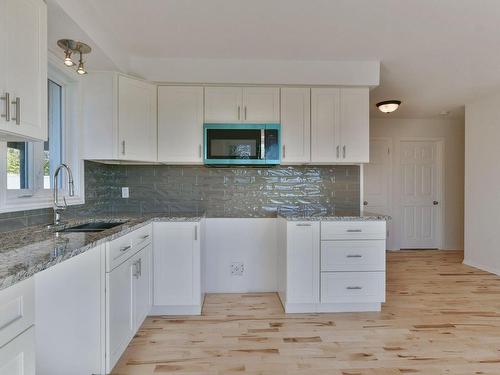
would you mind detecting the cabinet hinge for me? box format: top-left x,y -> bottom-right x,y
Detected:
387,147 -> 390,155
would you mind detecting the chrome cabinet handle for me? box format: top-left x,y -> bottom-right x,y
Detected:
244,106 -> 247,120
11,97 -> 20,125
194,225 -> 198,240
121,140 -> 126,155
346,229 -> 362,233
346,286 -> 363,290
237,106 -> 240,120
346,254 -> 362,258
133,260 -> 140,278
119,245 -> 131,252
296,223 -> 312,227
343,145 -> 346,159
140,234 -> 150,240
138,258 -> 142,277
198,144 -> 202,158
282,145 -> 286,159
1,92 -> 10,122
336,145 -> 340,159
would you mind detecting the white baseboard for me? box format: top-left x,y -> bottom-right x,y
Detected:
149,304 -> 202,316
284,302 -> 381,313
463,259 -> 500,276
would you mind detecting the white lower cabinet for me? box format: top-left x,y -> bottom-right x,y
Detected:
152,221 -> 204,315
0,327 -> 35,375
278,219 -> 386,313
35,245 -> 105,375
106,237 -> 152,373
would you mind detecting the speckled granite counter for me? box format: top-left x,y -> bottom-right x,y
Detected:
278,210 -> 391,221
0,214 -> 203,291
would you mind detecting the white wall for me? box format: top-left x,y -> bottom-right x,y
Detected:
370,118 -> 465,250
464,93 -> 500,275
204,218 -> 278,293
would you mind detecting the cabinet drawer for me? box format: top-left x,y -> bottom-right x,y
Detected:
0,326 -> 35,375
107,224 -> 152,271
321,272 -> 385,303
0,278 -> 34,348
321,221 -> 386,240
321,240 -> 385,272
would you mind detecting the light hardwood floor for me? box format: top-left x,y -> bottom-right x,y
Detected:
112,250 -> 500,374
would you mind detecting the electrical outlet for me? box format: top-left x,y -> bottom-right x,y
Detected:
230,262 -> 244,276
121,187 -> 129,198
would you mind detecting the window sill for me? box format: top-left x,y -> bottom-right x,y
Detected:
0,195 -> 85,214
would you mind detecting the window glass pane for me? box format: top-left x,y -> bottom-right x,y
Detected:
7,142 -> 29,190
46,79 -> 63,189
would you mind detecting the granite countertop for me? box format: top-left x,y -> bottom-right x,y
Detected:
278,210 -> 391,221
0,214 -> 203,291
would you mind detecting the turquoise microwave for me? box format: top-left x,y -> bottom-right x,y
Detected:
203,123 -> 281,166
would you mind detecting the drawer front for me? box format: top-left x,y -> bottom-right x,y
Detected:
321,221 -> 386,240
0,326 -> 35,375
107,233 -> 134,271
131,224 -> 152,249
0,278 -> 34,348
321,272 -> 385,303
321,240 -> 385,272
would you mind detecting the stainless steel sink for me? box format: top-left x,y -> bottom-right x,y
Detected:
56,221 -> 128,233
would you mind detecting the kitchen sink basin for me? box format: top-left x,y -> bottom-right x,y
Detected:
56,221 -> 128,233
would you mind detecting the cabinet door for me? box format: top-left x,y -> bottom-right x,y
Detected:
0,327 -> 35,375
286,221 -> 320,304
311,88 -> 340,163
153,222 -> 200,306
1,0 -> 47,141
339,88 -> 370,163
204,87 -> 242,123
107,258 -> 134,372
158,86 -> 204,163
242,87 -> 280,123
132,244 -> 152,331
118,76 -> 157,161
280,88 -> 310,163
35,245 -> 105,375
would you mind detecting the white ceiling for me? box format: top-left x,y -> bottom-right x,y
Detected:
49,0 -> 500,118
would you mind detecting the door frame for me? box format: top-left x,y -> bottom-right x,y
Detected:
396,137 -> 445,250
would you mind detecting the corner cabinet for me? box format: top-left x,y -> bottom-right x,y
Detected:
152,221 -> 204,315
311,87 -> 369,163
204,87 -> 279,123
0,0 -> 47,141
158,86 -> 204,163
82,73 -> 157,162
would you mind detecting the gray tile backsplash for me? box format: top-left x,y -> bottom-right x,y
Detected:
0,161 -> 360,232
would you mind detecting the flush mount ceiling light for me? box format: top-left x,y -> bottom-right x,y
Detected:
57,39 -> 91,75
376,100 -> 401,113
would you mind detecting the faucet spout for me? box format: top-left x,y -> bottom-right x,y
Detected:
53,163 -> 75,225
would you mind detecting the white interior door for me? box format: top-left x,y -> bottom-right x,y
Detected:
400,140 -> 442,249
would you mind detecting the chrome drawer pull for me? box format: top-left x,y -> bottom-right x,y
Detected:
346,286 -> 363,290
346,254 -> 362,258
296,223 -> 312,227
140,234 -> 150,240
119,245 -> 131,252
346,229 -> 362,233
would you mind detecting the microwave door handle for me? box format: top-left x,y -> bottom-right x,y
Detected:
260,129 -> 266,160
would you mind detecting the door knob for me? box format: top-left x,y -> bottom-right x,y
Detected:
433,201 -> 439,205
363,201 -> 368,206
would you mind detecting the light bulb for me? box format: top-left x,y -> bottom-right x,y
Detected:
64,50 -> 74,66
76,62 -> 87,75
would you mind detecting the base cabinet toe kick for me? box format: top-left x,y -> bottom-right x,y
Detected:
278,219 -> 387,313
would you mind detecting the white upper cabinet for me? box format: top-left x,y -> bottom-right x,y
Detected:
311,87 -> 369,163
242,87 -> 280,123
280,88 -> 311,164
339,88 -> 369,163
311,88 -> 340,163
118,76 -> 157,161
204,86 -> 279,123
204,87 -> 242,123
82,73 -> 157,162
0,0 -> 47,141
158,86 -> 204,163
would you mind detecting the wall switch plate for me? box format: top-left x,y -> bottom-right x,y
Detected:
121,187 -> 129,198
230,262 -> 244,276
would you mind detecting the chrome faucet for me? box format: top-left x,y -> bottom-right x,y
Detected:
53,164 -> 75,225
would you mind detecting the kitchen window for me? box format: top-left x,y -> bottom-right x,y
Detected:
0,62 -> 84,212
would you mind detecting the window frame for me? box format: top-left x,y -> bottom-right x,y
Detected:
0,57 -> 85,213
